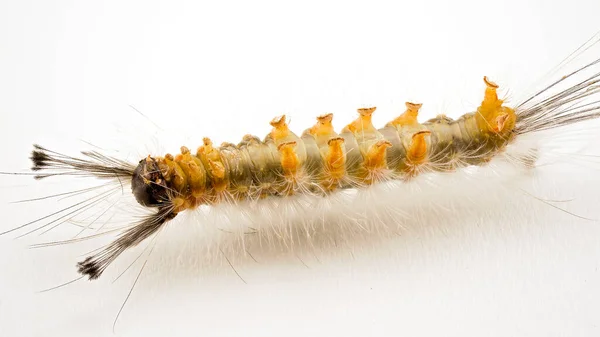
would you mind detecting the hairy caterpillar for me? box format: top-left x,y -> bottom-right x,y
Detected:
3,56 -> 599,282
2,2 -> 600,335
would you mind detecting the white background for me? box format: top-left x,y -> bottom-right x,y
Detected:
1,1 -> 600,336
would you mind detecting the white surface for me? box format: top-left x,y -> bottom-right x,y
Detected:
1,1 -> 600,336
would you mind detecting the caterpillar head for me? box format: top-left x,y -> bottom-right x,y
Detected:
131,156 -> 170,207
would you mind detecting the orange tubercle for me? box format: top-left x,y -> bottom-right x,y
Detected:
325,137 -> 346,180
476,77 -> 516,136
277,141 -> 299,176
342,107 -> 377,134
175,145 -> 206,198
270,115 -> 290,142
406,130 -> 430,165
197,137 -> 228,192
387,102 -> 422,128
162,153 -> 187,193
308,113 -> 335,137
364,139 -> 392,170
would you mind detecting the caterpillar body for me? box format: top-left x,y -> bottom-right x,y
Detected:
132,76 -> 515,210
18,60 -> 600,281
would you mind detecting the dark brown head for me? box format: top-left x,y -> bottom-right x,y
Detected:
131,156 -> 170,207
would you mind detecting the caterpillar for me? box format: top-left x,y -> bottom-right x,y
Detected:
5,54 -> 599,283
4,0 -> 600,334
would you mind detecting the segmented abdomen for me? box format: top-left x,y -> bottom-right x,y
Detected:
157,77 -> 516,212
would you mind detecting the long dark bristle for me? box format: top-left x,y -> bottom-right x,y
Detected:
29,144 -> 136,180
515,58 -> 600,134
77,207 -> 176,280
77,257 -> 102,280
30,148 -> 51,171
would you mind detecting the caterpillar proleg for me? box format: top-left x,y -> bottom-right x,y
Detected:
2,1 -> 600,335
